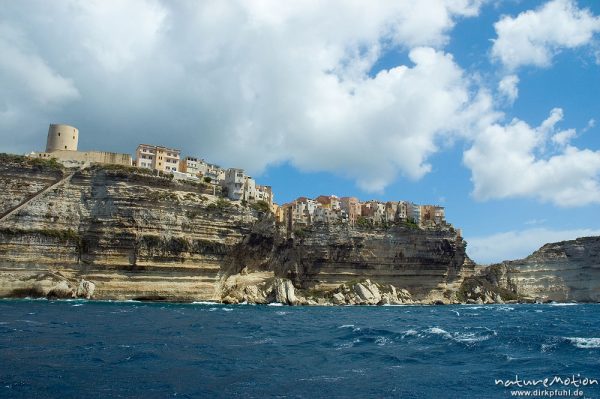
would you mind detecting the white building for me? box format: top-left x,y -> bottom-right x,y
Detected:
407,202 -> 421,224
223,168 -> 245,200
136,144 -> 180,173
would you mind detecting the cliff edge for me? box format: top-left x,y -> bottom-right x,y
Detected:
461,236 -> 600,303
0,155 -> 473,304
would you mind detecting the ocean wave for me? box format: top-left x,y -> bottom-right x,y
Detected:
401,329 -> 419,337
338,324 -> 355,329
550,303 -> 579,306
425,326 -> 496,344
298,375 -> 346,382
222,308 -> 234,312
375,336 -> 392,346
191,301 -> 219,305
565,337 -> 600,349
267,303 -> 284,306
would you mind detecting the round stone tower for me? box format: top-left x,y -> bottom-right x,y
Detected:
46,124 -> 78,152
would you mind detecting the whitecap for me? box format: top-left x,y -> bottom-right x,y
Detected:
565,337 -> 600,349
375,336 -> 391,346
275,311 -> 288,316
267,302 -> 284,306
72,304 -> 84,307
550,303 -> 579,306
426,327 -> 495,343
222,308 -> 234,312
427,327 -> 452,339
338,324 -> 354,329
191,301 -> 219,305
298,375 -> 346,382
452,332 -> 492,343
541,343 -> 556,352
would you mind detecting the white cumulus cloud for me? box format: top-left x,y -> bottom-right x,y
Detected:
497,74 -> 519,103
463,108 -> 600,206
491,0 -> 600,69
0,0 -> 488,192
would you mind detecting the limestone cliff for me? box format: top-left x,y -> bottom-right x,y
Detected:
461,237 -> 600,303
0,154 -> 473,304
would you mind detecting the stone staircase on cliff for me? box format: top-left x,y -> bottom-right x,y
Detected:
0,163 -> 89,224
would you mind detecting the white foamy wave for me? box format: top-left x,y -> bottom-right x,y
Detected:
338,324 -> 354,329
565,337 -> 600,349
426,327 -> 495,343
222,308 -> 234,312
72,303 -> 84,307
267,302 -> 284,306
550,303 -> 579,306
541,343 -> 557,352
275,311 -> 288,316
191,301 -> 219,305
401,329 -> 418,337
335,338 -> 361,350
453,332 -> 492,343
375,336 -> 391,346
427,327 -> 452,339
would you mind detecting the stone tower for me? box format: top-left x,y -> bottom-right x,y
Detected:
46,124 -> 78,152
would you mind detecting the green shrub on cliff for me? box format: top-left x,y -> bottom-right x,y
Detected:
206,198 -> 232,213
0,227 -> 79,244
356,217 -> 372,229
250,200 -> 271,214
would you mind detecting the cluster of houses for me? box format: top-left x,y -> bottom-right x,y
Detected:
29,124 -> 448,230
135,144 -> 273,205
275,195 -> 446,229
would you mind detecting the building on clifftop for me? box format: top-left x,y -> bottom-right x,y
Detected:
28,124 -> 132,166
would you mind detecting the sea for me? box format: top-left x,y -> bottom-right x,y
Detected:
0,300 -> 599,399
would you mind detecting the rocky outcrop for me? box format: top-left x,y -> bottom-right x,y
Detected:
504,237 -> 600,302
0,154 -> 474,304
461,237 -> 600,303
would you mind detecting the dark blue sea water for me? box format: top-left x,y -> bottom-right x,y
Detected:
0,300 -> 599,399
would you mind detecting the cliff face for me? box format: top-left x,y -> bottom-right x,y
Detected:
0,156 -> 472,304
461,237 -> 600,303
506,237 -> 600,302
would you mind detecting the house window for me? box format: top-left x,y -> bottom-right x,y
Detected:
64,146 -> 67,149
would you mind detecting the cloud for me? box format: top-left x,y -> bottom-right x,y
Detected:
497,74 -> 519,103
491,0 -> 600,69
463,108 -> 600,206
0,23 -> 79,106
466,227 -> 600,264
0,0 -> 489,192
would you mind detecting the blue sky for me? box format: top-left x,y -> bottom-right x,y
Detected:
1,0 -> 599,263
